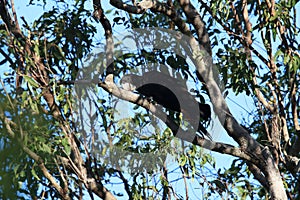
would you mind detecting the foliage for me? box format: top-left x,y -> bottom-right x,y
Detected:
0,0 -> 299,199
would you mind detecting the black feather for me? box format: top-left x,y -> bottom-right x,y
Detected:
121,71 -> 211,138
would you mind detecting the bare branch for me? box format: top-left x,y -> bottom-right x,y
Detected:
0,0 -> 23,38
117,170 -> 133,199
242,0 -> 252,46
62,129 -> 117,200
10,0 -> 20,31
0,48 -> 14,66
55,157 -> 70,195
93,0 -> 114,78
247,162 -> 268,188
161,163 -> 172,200
110,0 -> 145,14
177,0 -> 212,54
285,155 -> 300,174
229,0 -> 243,35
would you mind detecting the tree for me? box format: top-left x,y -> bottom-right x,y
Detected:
0,0 -> 299,199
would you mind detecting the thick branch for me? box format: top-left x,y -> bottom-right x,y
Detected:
151,1 -> 191,35
93,0 -> 113,38
247,162 -> 268,188
178,0 -> 212,54
98,81 -> 255,162
116,170 -> 133,199
173,1 -> 287,198
0,0 -> 23,38
185,21 -> 288,200
290,70 -> 300,147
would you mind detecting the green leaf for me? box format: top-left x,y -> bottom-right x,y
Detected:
23,76 -> 39,88
178,155 -> 187,166
31,168 -> 40,181
42,143 -> 52,154
62,137 -> 71,155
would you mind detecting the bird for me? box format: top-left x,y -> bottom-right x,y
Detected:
120,71 -> 211,138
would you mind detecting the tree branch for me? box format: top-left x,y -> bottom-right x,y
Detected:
0,107 -> 71,200
93,0 -> 114,77
61,128 -> 117,200
98,81 -> 256,163
177,0 -> 212,55
116,170 -> 133,199
247,162 -> 268,188
199,0 -> 275,113
0,48 -> 14,66
172,1 -> 287,198
110,0 -> 145,14
0,0 -> 23,38
22,146 -> 71,200
151,1 -> 191,35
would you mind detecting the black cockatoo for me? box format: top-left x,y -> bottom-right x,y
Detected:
120,71 -> 211,138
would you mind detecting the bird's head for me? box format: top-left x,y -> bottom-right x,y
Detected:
120,74 -> 142,91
